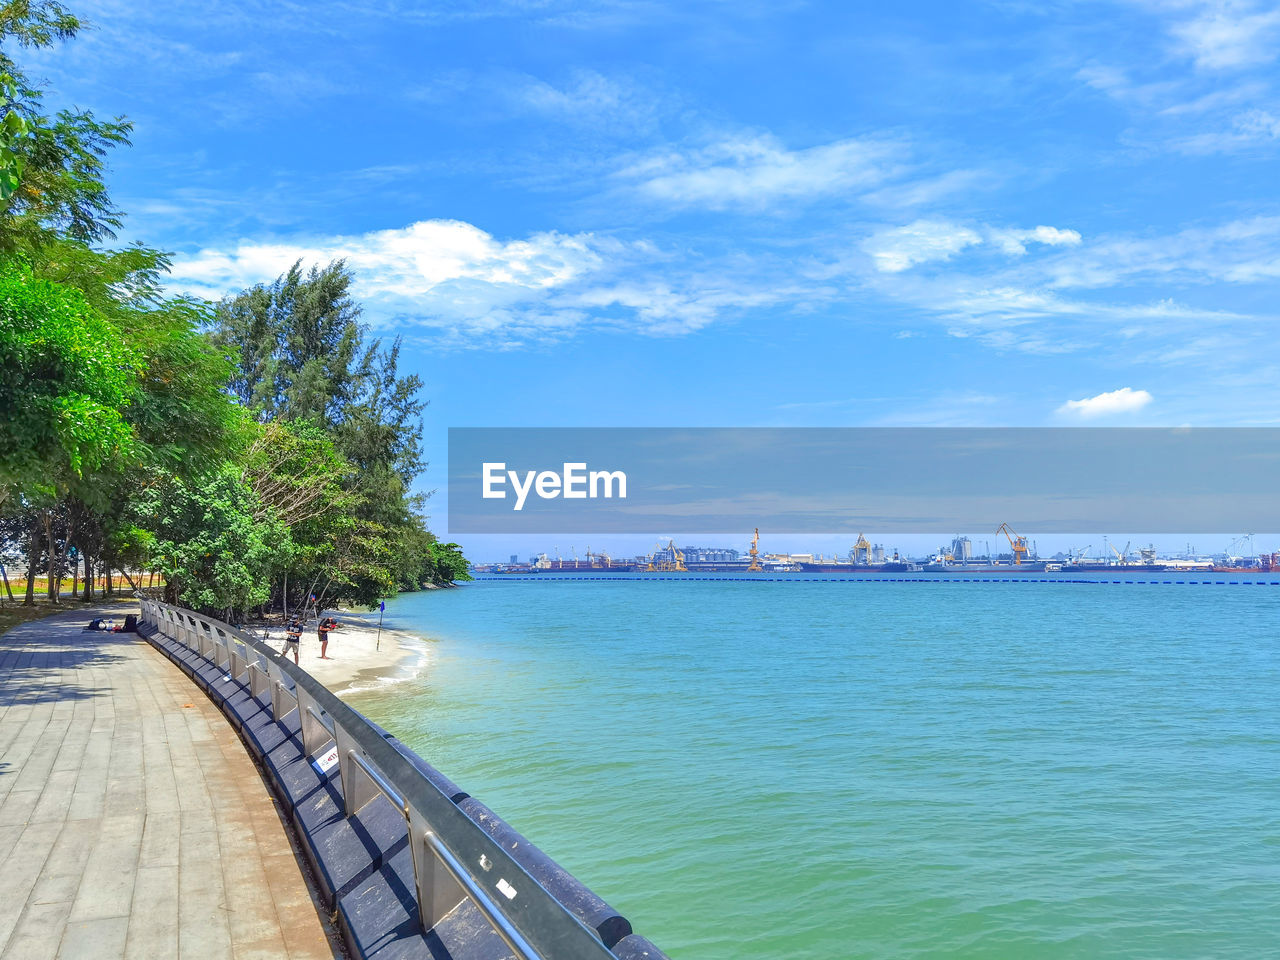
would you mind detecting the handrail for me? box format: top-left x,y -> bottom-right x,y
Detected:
137,598 -> 627,960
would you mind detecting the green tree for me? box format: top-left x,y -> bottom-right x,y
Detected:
427,540 -> 472,585
140,464 -> 288,614
0,261 -> 140,501
213,260 -> 466,603
0,2 -> 131,255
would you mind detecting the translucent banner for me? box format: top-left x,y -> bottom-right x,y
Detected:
447,427 -> 1280,533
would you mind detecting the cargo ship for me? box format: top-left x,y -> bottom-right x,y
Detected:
793,560 -> 917,573
921,560 -> 1050,573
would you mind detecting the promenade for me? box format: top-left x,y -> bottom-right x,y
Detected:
0,606 -> 338,960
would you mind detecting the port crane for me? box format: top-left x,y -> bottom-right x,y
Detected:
1225,533 -> 1255,559
1109,541 -> 1131,565
651,539 -> 687,572
996,523 -> 1029,565
852,533 -> 872,565
747,528 -> 763,572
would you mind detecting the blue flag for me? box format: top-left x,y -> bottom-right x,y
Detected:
380,600 -> 385,612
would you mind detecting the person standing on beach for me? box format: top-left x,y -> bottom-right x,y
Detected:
283,618 -> 303,665
317,615 -> 340,659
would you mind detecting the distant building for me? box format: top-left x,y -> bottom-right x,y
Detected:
871,543 -> 885,563
510,554 -> 519,565
681,546 -> 740,563
950,536 -> 973,560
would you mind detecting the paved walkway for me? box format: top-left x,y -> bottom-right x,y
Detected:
0,606 -> 340,959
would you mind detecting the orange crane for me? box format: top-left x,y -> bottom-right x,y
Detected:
996,523 -> 1029,565
852,533 -> 872,564
747,528 -> 763,572
652,539 -> 687,572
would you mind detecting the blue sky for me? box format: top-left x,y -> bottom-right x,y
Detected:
31,1 -> 1280,557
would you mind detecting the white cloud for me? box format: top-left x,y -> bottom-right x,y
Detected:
170,219 -> 645,345
1168,3 -> 1280,70
863,220 -> 1080,273
619,134 -> 904,209
864,220 -> 983,273
170,219 -> 607,298
1057,387 -> 1153,418
987,225 -> 1083,256
168,218 -> 801,347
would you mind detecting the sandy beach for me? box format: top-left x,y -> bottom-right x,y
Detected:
251,608 -> 428,697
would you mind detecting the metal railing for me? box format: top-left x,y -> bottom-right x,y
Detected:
138,598 -> 625,960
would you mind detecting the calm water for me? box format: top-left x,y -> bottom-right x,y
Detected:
348,576 -> 1280,959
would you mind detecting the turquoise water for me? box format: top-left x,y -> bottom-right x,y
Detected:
348,576 -> 1280,959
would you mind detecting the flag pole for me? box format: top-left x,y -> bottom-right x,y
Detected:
376,600 -> 385,651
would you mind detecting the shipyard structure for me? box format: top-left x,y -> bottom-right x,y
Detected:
473,528 -> 1280,575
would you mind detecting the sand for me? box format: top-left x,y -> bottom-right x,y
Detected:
251,609 -> 428,697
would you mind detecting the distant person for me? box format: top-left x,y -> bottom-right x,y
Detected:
283,618 -> 303,664
317,616 -> 340,659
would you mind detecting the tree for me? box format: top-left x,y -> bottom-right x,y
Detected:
0,261 -> 140,501
139,464 -> 288,614
212,260 -> 466,604
427,541 -> 472,586
0,3 -> 130,255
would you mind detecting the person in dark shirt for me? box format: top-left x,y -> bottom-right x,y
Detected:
283,618 -> 303,664
317,616 -> 340,660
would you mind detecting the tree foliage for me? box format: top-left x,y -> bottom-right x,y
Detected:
0,260 -> 140,496
139,465 -> 287,613
0,1 -> 467,616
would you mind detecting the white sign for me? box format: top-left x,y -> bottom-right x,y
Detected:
312,745 -> 339,775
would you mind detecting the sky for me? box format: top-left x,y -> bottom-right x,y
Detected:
29,0 -> 1280,559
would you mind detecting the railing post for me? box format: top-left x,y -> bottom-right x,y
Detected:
407,808 -> 469,934
270,673 -> 296,721
336,724 -> 390,817
249,660 -> 270,702
296,687 -> 332,758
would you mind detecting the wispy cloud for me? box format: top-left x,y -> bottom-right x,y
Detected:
1167,2 -> 1280,70
1076,2 -> 1280,154
1041,215 -> 1280,288
1057,387 -> 1153,418
863,220 -> 1081,273
1172,107 -> 1280,152
514,69 -> 658,126
616,134 -> 906,210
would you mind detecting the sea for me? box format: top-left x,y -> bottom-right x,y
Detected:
345,574 -> 1280,959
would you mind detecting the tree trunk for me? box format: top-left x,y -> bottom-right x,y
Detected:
45,510 -> 61,605
104,565 -> 113,597
0,563 -> 13,603
83,555 -> 95,602
71,557 -> 79,598
120,569 -> 139,591
24,516 -> 40,606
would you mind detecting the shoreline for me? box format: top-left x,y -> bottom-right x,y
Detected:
253,607 -> 429,697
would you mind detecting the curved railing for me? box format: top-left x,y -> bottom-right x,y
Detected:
138,598 -> 669,960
